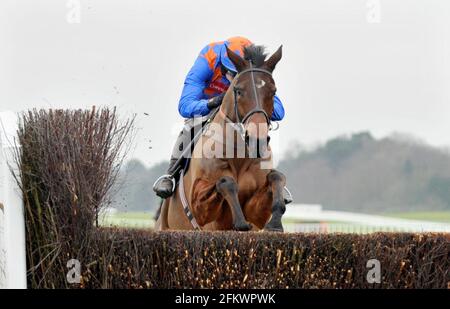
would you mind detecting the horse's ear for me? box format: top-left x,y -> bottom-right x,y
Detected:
264,45 -> 282,72
226,46 -> 246,72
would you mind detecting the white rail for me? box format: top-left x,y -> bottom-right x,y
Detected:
0,111 -> 26,289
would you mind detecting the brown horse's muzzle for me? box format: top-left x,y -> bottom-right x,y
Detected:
243,112 -> 271,158
245,133 -> 271,158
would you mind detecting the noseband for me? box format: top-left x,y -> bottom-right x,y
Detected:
232,65 -> 273,128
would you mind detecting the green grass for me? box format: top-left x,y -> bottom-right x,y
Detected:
100,211 -> 154,229
111,211 -> 153,220
383,211 -> 450,223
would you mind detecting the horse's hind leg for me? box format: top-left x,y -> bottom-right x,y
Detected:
153,199 -> 163,221
263,170 -> 287,232
216,176 -> 252,231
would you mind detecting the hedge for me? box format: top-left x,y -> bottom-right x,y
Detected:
70,230 -> 449,289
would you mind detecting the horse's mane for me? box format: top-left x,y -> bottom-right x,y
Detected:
243,44 -> 268,67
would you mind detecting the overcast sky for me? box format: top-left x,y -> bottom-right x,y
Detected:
1,0 -> 449,167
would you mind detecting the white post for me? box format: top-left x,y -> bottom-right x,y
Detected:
0,111 -> 26,289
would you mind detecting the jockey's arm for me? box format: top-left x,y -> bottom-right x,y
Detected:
272,94 -> 285,121
178,54 -> 213,118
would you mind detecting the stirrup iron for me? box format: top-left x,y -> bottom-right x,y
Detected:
152,174 -> 177,193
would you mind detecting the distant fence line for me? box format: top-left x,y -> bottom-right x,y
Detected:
284,204 -> 450,233
283,223 -> 449,234
100,204 -> 450,233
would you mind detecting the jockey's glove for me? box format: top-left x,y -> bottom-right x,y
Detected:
207,93 -> 226,110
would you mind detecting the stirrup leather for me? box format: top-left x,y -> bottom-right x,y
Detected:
283,186 -> 293,204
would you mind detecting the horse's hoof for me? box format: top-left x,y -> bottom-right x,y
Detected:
234,221 -> 252,231
264,224 -> 284,232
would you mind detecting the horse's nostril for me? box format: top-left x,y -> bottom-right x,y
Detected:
267,136 -> 271,144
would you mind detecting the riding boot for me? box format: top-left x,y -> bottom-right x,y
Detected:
152,118 -> 197,199
152,155 -> 181,199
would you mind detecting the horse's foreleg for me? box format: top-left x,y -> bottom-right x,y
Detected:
263,170 -> 287,232
216,176 -> 252,231
242,170 -> 286,231
242,184 -> 272,230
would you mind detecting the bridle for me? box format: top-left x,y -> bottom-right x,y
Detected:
231,64 -> 273,137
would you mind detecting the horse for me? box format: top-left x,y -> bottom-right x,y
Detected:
155,44 -> 287,231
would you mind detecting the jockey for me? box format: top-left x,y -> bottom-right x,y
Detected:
153,37 -> 286,199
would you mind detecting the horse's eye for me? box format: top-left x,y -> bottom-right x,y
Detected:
235,89 -> 243,97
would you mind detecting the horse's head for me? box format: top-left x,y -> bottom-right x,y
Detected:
224,44 -> 282,158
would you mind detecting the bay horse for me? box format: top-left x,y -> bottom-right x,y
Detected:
155,44 -> 287,231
